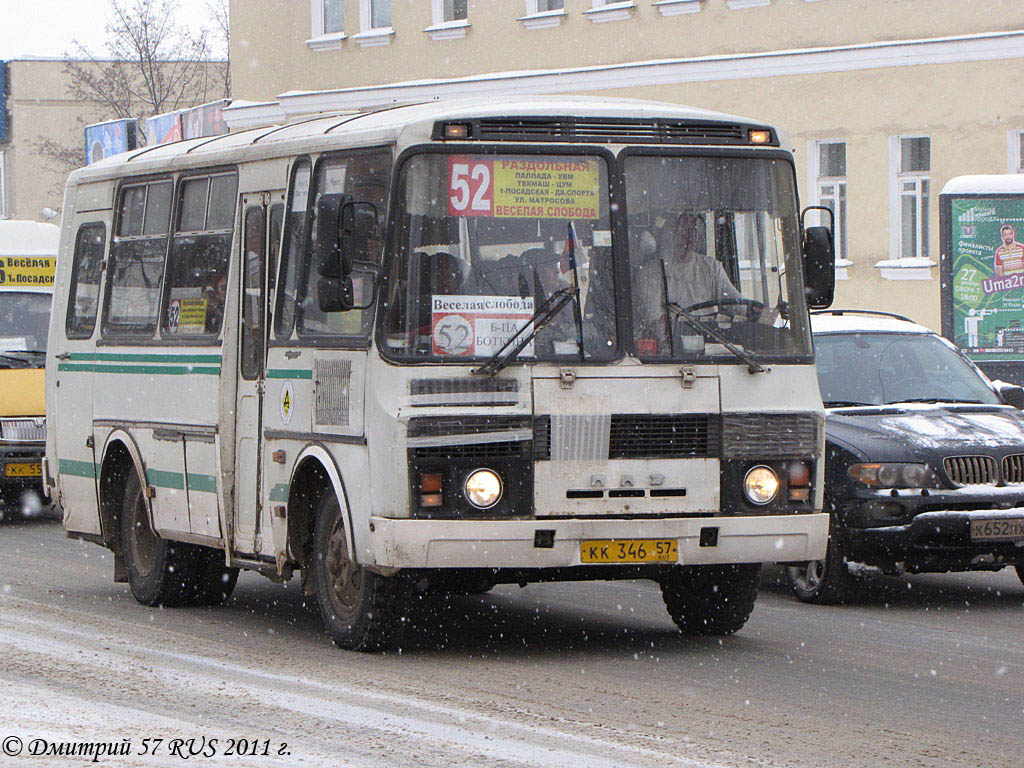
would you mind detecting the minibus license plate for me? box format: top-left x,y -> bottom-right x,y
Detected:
6,462 -> 42,478
581,539 -> 678,564
970,517 -> 1024,542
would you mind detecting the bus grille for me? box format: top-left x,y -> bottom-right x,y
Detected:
0,418 -> 46,442
945,455 -> 997,486
1003,454 -> 1024,484
722,413 -> 819,459
609,414 -> 719,459
440,117 -> 757,145
314,359 -> 351,427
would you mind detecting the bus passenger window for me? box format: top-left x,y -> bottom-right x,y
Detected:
161,173 -> 238,338
240,206 -> 265,380
275,159 -> 312,340
66,223 -> 107,339
103,180 -> 172,337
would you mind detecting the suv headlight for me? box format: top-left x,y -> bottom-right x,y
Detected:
848,463 -> 941,489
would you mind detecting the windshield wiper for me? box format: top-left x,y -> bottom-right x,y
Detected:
0,353 -> 34,367
824,400 -> 874,408
659,260 -> 764,374
471,287 -> 579,377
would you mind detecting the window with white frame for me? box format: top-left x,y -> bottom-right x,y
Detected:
816,141 -> 847,266
309,0 -> 345,49
585,0 -> 635,23
896,136 -> 930,261
1011,130 -> 1024,173
356,0 -> 393,45
427,0 -> 469,39
521,0 -> 565,28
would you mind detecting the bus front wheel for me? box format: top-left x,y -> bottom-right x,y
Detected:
312,489 -> 409,652
659,564 -> 761,636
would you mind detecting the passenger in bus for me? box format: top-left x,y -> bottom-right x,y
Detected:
203,273 -> 229,333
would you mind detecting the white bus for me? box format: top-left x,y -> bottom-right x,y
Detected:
47,97 -> 835,650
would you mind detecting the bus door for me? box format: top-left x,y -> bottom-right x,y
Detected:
233,191 -> 284,554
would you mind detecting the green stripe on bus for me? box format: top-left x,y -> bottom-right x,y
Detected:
58,363 -> 221,375
266,369 -> 313,379
187,473 -> 218,493
59,459 -> 97,478
145,468 -> 185,490
269,483 -> 289,502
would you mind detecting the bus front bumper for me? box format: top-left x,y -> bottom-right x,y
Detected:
368,513 -> 828,569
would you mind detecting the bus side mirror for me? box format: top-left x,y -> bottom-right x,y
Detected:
340,201 -> 379,272
801,206 -> 835,310
316,200 -> 379,313
312,193 -> 347,279
318,264 -> 378,313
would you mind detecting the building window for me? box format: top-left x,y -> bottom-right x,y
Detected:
652,0 -> 702,16
521,0 -> 566,28
1010,130 -> 1024,173
308,0 -> 346,49
816,141 -> 848,268
356,0 -> 394,46
898,136 -> 930,261
427,0 -> 470,39
0,151 -> 6,219
584,0 -> 635,23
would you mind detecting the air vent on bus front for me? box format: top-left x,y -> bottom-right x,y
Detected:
433,118 -> 761,146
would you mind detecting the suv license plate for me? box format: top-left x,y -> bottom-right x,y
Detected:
581,539 -> 678,564
969,517 -> 1024,542
6,462 -> 42,478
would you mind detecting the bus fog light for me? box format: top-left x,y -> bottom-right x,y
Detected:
743,466 -> 779,505
465,469 -> 502,509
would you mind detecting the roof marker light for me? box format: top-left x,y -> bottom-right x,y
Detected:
749,129 -> 771,145
444,123 -> 471,140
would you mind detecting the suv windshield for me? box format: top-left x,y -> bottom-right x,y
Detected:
815,331 -> 1001,406
383,152 -> 615,362
624,154 -> 811,361
0,291 -> 51,364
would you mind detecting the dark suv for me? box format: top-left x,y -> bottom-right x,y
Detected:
787,310 -> 1024,603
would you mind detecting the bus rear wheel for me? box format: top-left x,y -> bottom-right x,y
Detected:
120,471 -> 238,607
659,564 -> 761,636
312,488 -> 409,652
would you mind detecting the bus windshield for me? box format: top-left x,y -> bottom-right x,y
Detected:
624,154 -> 811,361
382,150 -> 811,364
0,291 -> 51,364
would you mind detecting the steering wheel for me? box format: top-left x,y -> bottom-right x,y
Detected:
678,297 -> 767,321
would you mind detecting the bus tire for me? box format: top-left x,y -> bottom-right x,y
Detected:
659,563 -> 761,636
194,547 -> 239,606
121,471 -> 199,607
312,487 -> 408,652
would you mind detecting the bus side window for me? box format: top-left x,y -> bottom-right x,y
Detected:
161,173 -> 238,338
102,180 -> 172,338
240,206 -> 265,380
275,158 -> 312,340
65,223 -> 107,339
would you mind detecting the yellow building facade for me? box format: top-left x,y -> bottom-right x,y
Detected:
226,0 -> 1024,329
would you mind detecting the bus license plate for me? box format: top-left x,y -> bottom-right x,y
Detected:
6,462 -> 42,478
581,539 -> 678,564
970,517 -> 1024,542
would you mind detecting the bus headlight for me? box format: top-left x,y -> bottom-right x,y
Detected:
464,469 -> 503,509
743,466 -> 779,505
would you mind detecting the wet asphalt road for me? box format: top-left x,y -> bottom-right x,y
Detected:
2,513 -> 1022,768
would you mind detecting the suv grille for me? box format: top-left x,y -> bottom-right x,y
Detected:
437,117 -> 761,145
1003,454 -> 1024,484
944,455 -> 997,486
608,414 -> 719,459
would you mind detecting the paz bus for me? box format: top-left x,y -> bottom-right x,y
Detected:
47,97 -> 835,650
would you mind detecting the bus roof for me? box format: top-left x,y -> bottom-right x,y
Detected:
940,174 -> 1024,196
0,220 -> 59,256
68,96 -> 783,185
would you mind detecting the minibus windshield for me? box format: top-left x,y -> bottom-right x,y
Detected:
383,152 -> 617,362
0,291 -> 51,364
624,153 -> 812,361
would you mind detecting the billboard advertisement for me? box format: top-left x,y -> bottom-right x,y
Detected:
84,118 -> 138,164
181,99 -> 229,141
145,110 -> 182,147
947,196 -> 1024,364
